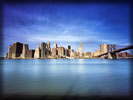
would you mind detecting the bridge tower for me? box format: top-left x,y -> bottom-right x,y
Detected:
107,44 -> 117,59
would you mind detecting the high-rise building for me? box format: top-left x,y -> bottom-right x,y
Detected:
58,47 -> 65,57
8,45 -> 13,59
78,42 -> 82,57
41,42 -> 47,58
47,42 -> 51,56
52,48 -> 58,56
27,50 -> 35,58
100,43 -> 107,54
68,45 -> 71,57
70,49 -> 75,57
7,42 -> 23,59
34,44 -> 41,58
65,49 -> 68,56
54,43 -> 57,48
21,44 -> 29,58
48,42 -> 50,48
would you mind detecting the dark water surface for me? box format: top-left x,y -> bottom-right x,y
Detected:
0,59 -> 131,97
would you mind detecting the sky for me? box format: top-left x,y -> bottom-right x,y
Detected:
2,3 -> 131,56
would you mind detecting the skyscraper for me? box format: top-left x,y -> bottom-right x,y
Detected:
68,45 -> 71,57
21,44 -> 29,58
78,42 -> 82,57
47,42 -> 51,56
58,47 -> 65,57
27,50 -> 35,58
65,49 -> 68,56
8,45 -> 13,59
52,48 -> 58,57
54,43 -> 57,48
41,42 -> 47,58
52,43 -> 58,57
8,42 -> 23,59
70,49 -> 75,57
34,44 -> 41,58
100,43 -> 107,54
48,42 -> 50,48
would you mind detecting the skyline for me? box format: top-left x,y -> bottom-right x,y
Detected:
2,3 -> 131,56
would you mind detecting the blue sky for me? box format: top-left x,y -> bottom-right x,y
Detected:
2,3 -> 130,56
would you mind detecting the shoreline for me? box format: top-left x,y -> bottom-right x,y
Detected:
0,57 -> 133,60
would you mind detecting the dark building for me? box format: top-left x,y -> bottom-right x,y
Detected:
27,50 -> 35,58
68,45 -> 71,57
117,52 -> 131,58
65,49 -> 68,56
8,42 -> 23,58
41,42 -> 47,58
13,42 -> 23,58
47,42 -> 51,56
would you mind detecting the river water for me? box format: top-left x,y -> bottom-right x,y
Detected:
0,59 -> 131,97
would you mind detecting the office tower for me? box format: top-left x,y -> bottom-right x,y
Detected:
34,44 -> 41,58
48,42 -> 50,48
100,43 -> 107,54
65,49 -> 68,56
41,42 -> 47,58
8,45 -> 13,59
8,42 -> 23,59
68,45 -> 71,57
21,44 -> 29,58
52,48 -> 58,56
58,47 -> 65,56
70,49 -> 75,57
54,43 -> 57,48
13,42 -> 23,58
78,42 -> 82,57
27,50 -> 35,58
47,42 -> 51,56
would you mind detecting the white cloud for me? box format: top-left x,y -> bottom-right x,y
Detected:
27,34 -> 89,42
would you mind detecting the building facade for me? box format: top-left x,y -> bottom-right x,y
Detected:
21,44 -> 29,58
27,50 -> 35,58
100,43 -> 107,54
52,48 -> 58,57
58,47 -> 65,57
78,42 -> 82,57
41,42 -> 47,58
68,45 -> 71,57
7,42 -> 23,59
34,44 -> 41,58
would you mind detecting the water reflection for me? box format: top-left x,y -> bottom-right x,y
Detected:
1,59 -> 130,96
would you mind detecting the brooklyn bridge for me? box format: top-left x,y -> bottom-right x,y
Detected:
95,44 -> 133,59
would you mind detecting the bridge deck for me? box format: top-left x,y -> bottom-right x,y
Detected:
96,45 -> 133,57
